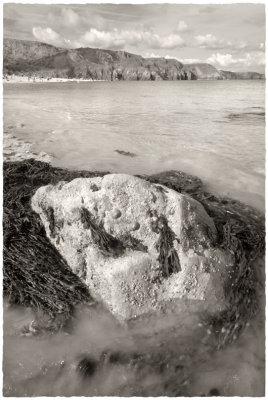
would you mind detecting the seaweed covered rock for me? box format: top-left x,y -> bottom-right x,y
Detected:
3,159 -> 108,324
4,159 -> 265,344
32,174 -> 235,321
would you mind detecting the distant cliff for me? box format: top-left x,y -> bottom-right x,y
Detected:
3,38 -> 265,81
220,70 -> 265,80
183,63 -> 222,80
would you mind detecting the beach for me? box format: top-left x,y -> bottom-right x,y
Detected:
3,74 -> 104,84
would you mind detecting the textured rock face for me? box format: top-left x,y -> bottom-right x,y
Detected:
183,63 -> 222,80
32,174 -> 234,321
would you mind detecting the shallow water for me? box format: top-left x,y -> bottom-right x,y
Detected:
3,80 -> 265,211
3,268 -> 265,397
3,80 -> 265,396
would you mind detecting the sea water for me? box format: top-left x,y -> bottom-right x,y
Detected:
4,80 -> 265,210
3,80 -> 265,396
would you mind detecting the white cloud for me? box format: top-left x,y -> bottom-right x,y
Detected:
194,34 -> 251,52
207,52 -> 265,68
82,29 -> 125,49
144,54 -> 200,64
144,53 -> 179,61
61,8 -> 80,27
207,53 -> 236,67
81,28 -> 185,50
32,26 -> 185,50
144,52 -> 161,58
32,27 -> 73,48
164,54 -> 181,61
155,33 -> 185,49
179,58 -> 203,64
176,20 -> 189,32
195,33 -> 233,49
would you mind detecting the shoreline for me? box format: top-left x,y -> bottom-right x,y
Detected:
3,75 -> 265,84
3,75 -> 106,84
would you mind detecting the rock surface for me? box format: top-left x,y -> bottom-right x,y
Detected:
32,174 -> 234,321
183,63 -> 222,80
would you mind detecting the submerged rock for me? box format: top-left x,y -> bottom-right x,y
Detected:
77,357 -> 98,378
115,149 -> 137,158
32,173 -> 235,321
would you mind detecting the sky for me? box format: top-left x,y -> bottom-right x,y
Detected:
3,3 -> 266,72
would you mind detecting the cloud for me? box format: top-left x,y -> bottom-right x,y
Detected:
148,54 -> 181,62
82,29 -> 124,49
194,33 -> 252,52
143,54 -> 201,65
207,52 -> 265,68
81,28 -> 185,49
154,33 -> 185,49
164,55 -> 204,65
144,52 -> 161,58
175,20 -> 189,33
32,25 -> 185,51
195,33 -> 232,49
179,58 -> 203,64
61,8 -> 80,27
32,26 -> 75,48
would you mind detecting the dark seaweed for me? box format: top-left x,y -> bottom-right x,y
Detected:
3,159 -> 108,325
80,207 -> 125,257
115,149 -> 137,158
120,234 -> 148,252
156,216 -> 181,277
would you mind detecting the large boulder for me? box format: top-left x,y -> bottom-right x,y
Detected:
31,174 -> 234,321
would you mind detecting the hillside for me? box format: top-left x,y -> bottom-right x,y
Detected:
183,63 -> 222,80
3,38 -> 65,63
3,38 -> 265,81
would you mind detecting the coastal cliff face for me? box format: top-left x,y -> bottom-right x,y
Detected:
3,38 -> 265,81
220,70 -> 265,80
3,39 -> 187,81
183,63 -> 222,80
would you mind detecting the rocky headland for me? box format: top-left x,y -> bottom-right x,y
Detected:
3,38 -> 265,81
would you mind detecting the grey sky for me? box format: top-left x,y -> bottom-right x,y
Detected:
3,3 -> 266,72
